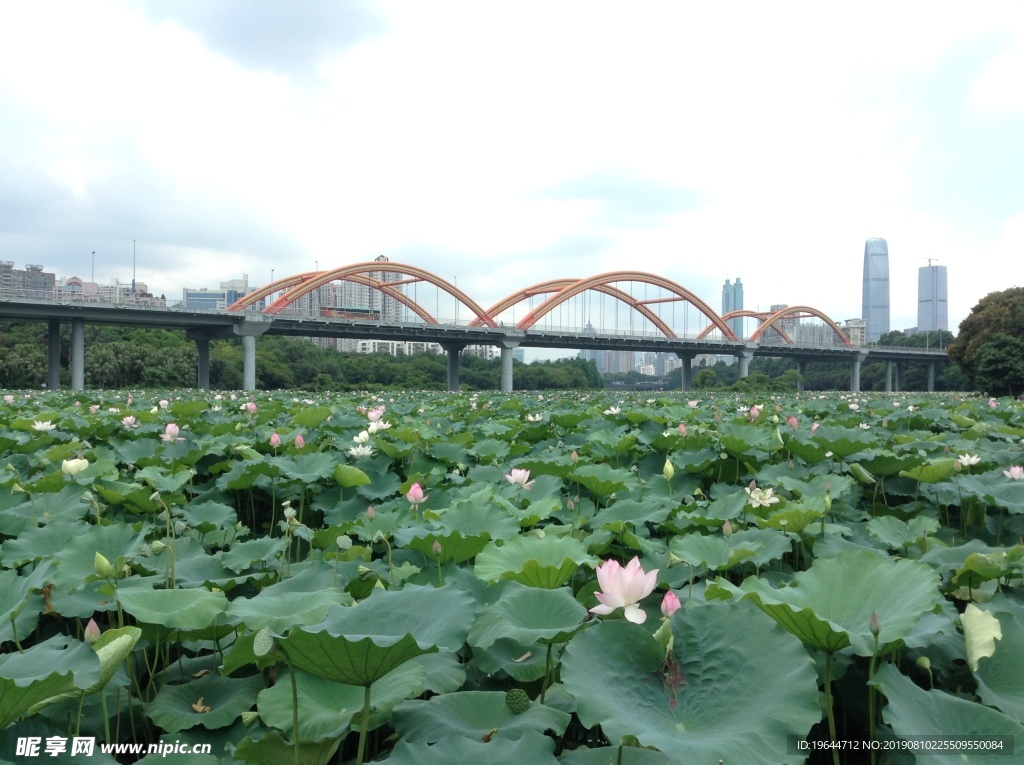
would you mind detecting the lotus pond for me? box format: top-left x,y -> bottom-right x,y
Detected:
1,389 -> 1023,764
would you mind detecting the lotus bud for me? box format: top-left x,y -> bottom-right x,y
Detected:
677,422 -> 686,437
84,618 -> 101,644
62,458 -> 89,476
663,459 -> 675,481
571,450 -> 579,464
366,506 -> 375,520
235,422 -> 242,431
661,591 -> 681,619
294,434 -> 305,448
723,520 -> 733,536
771,414 -> 779,425
869,611 -> 881,638
432,540 -> 443,556
94,552 -> 116,578
954,459 -> 962,472
269,433 -> 281,448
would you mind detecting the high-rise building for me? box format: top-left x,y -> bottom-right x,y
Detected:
862,239 -> 890,343
722,278 -> 744,338
917,263 -> 948,332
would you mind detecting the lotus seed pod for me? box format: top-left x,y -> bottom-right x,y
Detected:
505,688 -> 530,714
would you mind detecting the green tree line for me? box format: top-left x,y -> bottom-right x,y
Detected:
0,323 -> 603,391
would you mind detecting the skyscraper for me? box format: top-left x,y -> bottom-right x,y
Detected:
722,277 -> 744,338
862,238 -> 890,343
917,263 -> 948,332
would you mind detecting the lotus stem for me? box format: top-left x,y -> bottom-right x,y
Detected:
291,663 -> 300,765
356,683 -> 372,765
540,643 -> 553,703
824,652 -> 839,765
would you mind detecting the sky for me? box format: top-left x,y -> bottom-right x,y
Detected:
1,1 -> 1022,358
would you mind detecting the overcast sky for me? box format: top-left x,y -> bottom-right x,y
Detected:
2,1 -> 1022,352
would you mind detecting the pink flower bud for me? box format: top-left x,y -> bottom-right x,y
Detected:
677,422 -> 687,437
811,421 -> 820,434
406,482 -> 427,505
787,415 -> 798,429
84,618 -> 101,644
269,433 -> 281,448
366,506 -> 375,520
246,401 -> 257,413
571,450 -> 579,464
294,434 -> 305,448
661,591 -> 681,618
432,540 -> 443,556
723,520 -> 733,537
869,611 -> 881,637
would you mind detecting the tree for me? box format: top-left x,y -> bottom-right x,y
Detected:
948,287 -> 1024,394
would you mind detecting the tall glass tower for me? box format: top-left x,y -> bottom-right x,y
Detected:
917,264 -> 948,332
722,278 -> 744,338
862,239 -> 890,343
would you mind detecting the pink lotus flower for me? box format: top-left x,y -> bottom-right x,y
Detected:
367,405 -> 386,422
121,415 -> 137,428
269,433 -> 281,448
1004,465 -> 1024,481
989,397 -> 998,409
788,415 -> 798,429
505,468 -> 535,490
160,423 -> 184,442
246,401 -> 257,413
677,422 -> 687,437
590,556 -> 659,624
294,434 -> 305,448
661,591 -> 681,619
811,421 -> 820,434
749,405 -> 760,419
406,482 -> 427,507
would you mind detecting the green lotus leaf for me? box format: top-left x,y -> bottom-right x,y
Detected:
147,673 -> 264,732
117,587 -> 228,631
0,484 -> 91,536
282,631 -> 435,687
30,626 -> 142,711
136,465 -> 195,494
333,464 -> 371,488
393,690 -> 571,742
953,551 -> 1022,590
221,537 -> 288,573
810,424 -> 875,457
290,405 -> 332,427
281,584 -> 475,686
437,487 -> 521,540
0,635 -> 102,727
233,729 -> 340,765
669,533 -> 757,572
227,578 -> 350,634
571,464 -> 632,498
51,522 -> 149,591
707,549 -> 944,655
900,458 -> 958,483
972,599 -> 1024,722
561,602 -> 819,765
216,459 -> 282,490
0,563 -> 52,644
870,664 -> 1024,764
468,582 -> 588,649
382,732 -> 560,765
671,447 -> 718,473
399,529 -> 491,564
719,422 -> 779,458
257,662 -> 426,742
957,474 -> 1024,513
475,535 -> 596,588
867,515 -> 940,550
181,500 -> 238,534
470,437 -> 511,461
268,453 -> 338,484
